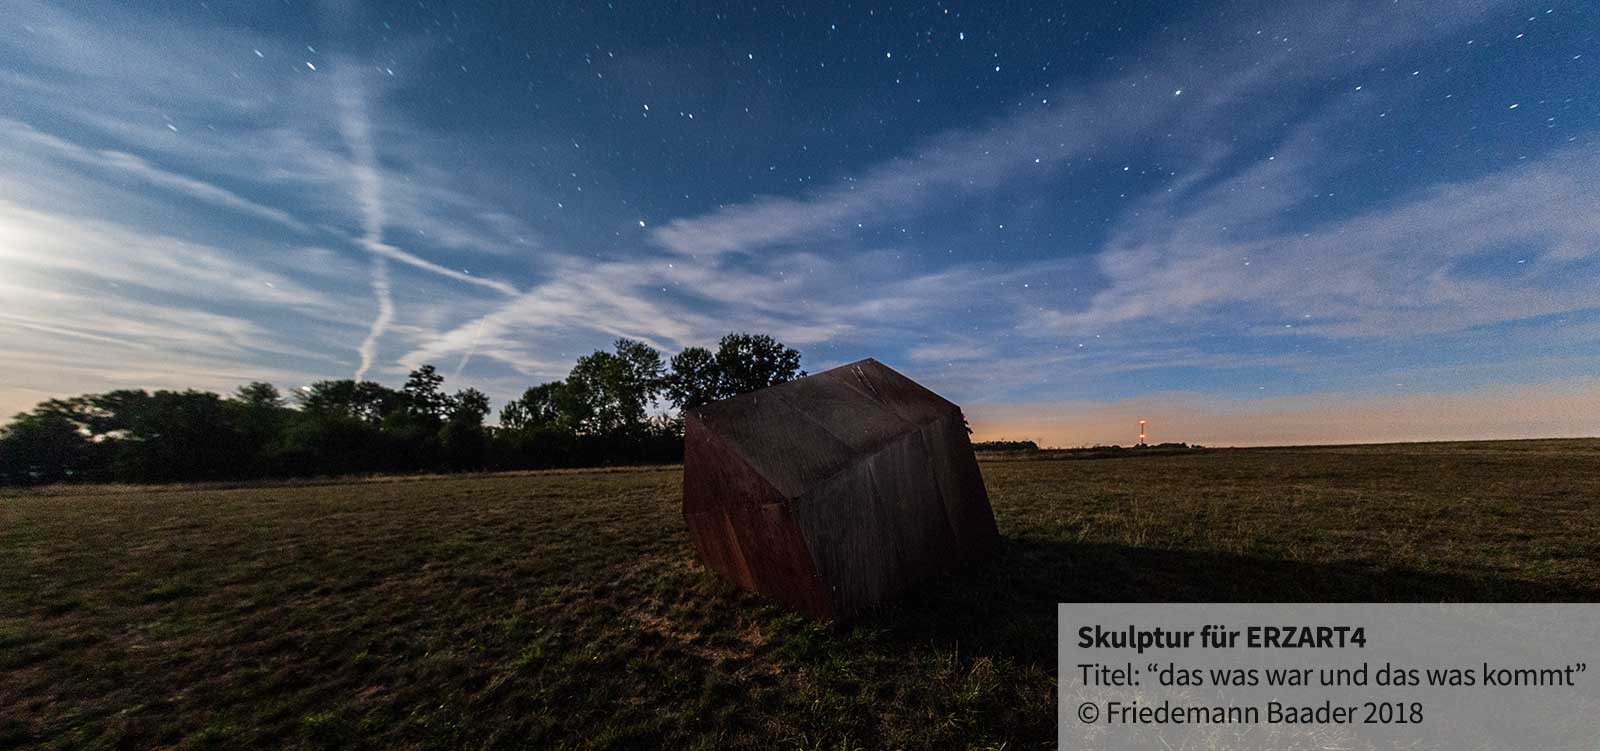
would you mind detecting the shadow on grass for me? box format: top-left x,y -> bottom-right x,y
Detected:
864,536 -> 1600,671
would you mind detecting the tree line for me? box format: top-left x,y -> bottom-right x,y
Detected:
0,333 -> 803,486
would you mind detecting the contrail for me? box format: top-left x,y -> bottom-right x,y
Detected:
332,62 -> 518,380
452,313 -> 489,380
333,64 -> 394,381
355,255 -> 393,381
364,239 -> 518,295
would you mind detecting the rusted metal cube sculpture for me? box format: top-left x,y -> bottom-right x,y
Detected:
682,358 -> 999,620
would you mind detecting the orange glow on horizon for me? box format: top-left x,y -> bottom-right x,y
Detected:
966,379 -> 1600,449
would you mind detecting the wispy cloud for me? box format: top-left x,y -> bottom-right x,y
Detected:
648,1 -> 1509,258
4,119 -> 313,233
1040,142 -> 1600,337
0,207 -> 354,417
397,245 -> 1060,379
0,201 -> 346,316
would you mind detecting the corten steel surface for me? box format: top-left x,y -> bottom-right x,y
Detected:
682,358 -> 999,620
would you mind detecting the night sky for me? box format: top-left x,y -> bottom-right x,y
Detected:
3,0 -> 1597,445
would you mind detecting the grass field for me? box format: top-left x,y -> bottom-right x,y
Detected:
4,439 -> 1599,749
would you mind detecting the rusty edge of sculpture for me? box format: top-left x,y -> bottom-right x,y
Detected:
681,358 -> 999,620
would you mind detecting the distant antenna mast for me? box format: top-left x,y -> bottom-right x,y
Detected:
1138,419 -> 1148,447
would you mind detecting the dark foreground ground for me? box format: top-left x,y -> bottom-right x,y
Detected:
3,439 -> 1598,749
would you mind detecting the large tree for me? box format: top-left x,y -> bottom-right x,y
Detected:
448,388 -> 491,425
664,346 -> 720,409
566,339 -> 664,435
232,382 -> 290,473
0,408 -> 91,485
234,382 -> 285,409
664,332 -> 804,409
499,381 -> 575,432
715,332 -> 803,395
401,364 -> 453,421
66,389 -> 252,482
295,380 -> 398,424
440,387 -> 492,470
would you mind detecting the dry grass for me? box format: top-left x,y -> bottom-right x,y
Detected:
2,438 -> 1597,749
